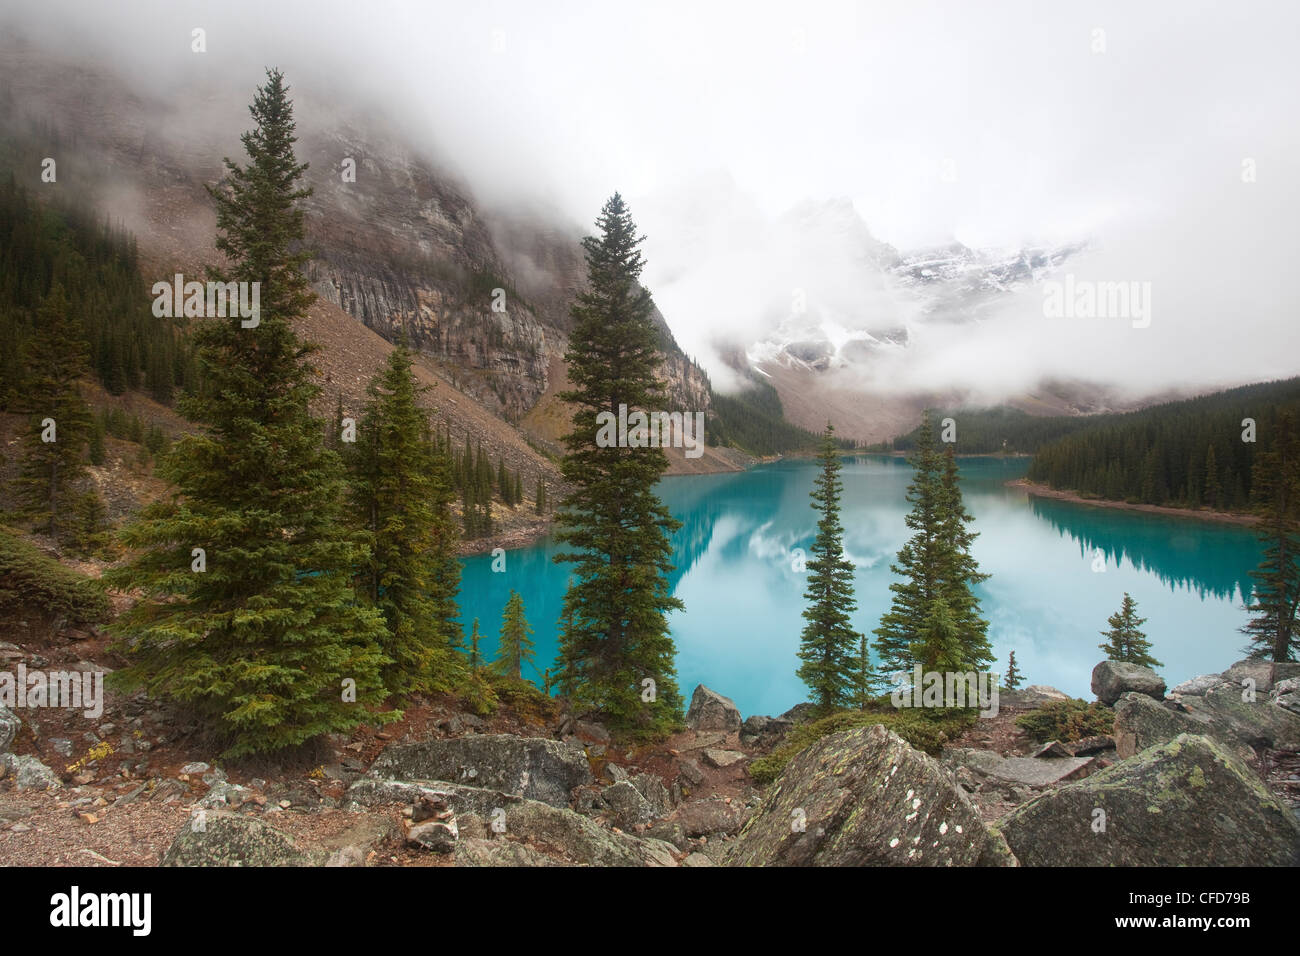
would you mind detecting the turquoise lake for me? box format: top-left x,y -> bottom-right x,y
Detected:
459,456 -> 1263,720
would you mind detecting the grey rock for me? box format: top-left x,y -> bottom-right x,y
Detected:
1171,673 -> 1228,696
672,798 -> 745,838
630,772 -> 673,816
408,819 -> 459,853
49,738 -> 73,758
606,762 -> 630,784
1033,740 -> 1073,759
686,685 -> 742,733
1179,682 -> 1300,753
946,749 -> 1097,788
456,837 -> 570,867
727,724 -> 1014,867
703,748 -> 746,769
682,852 -> 715,867
1067,735 -> 1116,757
1223,659 -> 1277,695
162,811 -> 313,866
996,734 -> 1300,866
0,706 -> 18,754
676,757 -> 706,787
1,753 -> 62,791
321,816 -> 399,866
369,735 -> 592,808
1114,692 -> 1217,760
999,685 -> 1071,708
645,819 -> 689,850
179,762 -> 210,775
599,781 -> 655,829
777,702 -> 818,725
1092,661 -> 1166,706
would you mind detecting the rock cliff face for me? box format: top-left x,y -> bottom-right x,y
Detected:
0,39 -> 716,433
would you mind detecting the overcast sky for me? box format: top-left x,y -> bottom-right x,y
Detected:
8,0 -> 1299,397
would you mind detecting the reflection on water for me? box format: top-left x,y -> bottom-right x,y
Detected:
460,456 -> 1263,719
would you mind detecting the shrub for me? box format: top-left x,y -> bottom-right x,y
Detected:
748,704 -> 977,785
0,525 -> 109,625
1014,698 -> 1114,743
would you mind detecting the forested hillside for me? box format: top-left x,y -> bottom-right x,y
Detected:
1026,378 -> 1300,510
874,406 -> 1095,454
0,176 -> 193,408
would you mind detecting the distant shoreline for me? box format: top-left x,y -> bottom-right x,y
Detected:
1008,477 -> 1261,527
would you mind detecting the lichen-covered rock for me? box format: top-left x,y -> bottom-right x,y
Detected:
599,781 -> 654,829
1223,659 -> 1280,695
1170,673 -> 1228,696
162,812 -> 313,867
1113,693 -> 1217,759
456,837 -> 570,867
630,772 -> 673,815
1092,661 -> 1166,706
740,714 -> 794,749
496,796 -> 677,866
1179,683 -> 1300,753
726,724 -> 1013,867
368,735 -> 592,807
998,734 -> 1300,866
686,685 -> 742,733
1,753 -> 61,791
672,798 -> 746,838
0,705 -> 19,754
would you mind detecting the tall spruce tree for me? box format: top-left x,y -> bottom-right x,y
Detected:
874,411 -> 944,676
937,445 -> 993,670
552,193 -> 684,737
1003,650 -> 1022,690
797,422 -> 865,713
1099,592 -> 1162,668
15,284 -> 95,541
105,70 -> 392,757
347,343 -> 465,695
875,412 -> 991,679
492,590 -> 536,680
1241,411 -> 1300,661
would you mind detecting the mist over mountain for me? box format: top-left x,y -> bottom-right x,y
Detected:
3,0 -> 1298,442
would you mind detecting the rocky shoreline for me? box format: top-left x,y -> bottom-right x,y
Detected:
2,641 -> 1298,866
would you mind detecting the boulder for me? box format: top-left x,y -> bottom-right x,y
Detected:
946,748 -> 1098,789
1179,682 -> 1300,753
162,811 -> 313,866
703,748 -> 746,769
368,735 -> 592,808
455,837 -> 569,867
999,685 -> 1071,709
727,724 -> 1014,866
777,702 -> 818,725
1170,673 -> 1229,697
686,685 -> 742,733
598,781 -> 655,829
1275,677 -> 1300,716
1067,735 -> 1116,757
1113,692 -> 1210,759
319,816 -> 399,867
1,753 -> 61,790
0,705 -> 18,754
407,819 -> 458,853
996,734 -> 1300,866
629,772 -> 673,816
1092,661 -> 1166,705
1223,659 -> 1277,695
672,797 -> 746,838
740,714 -> 794,749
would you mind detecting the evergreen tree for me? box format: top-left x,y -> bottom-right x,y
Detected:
553,193 -> 684,737
468,618 -> 483,674
498,457 -> 510,504
874,411 -> 944,677
850,634 -> 876,710
492,590 -> 535,680
1004,650 -> 1022,690
875,413 -> 991,679
1204,444 -> 1223,510
88,416 -> 106,466
15,284 -> 95,541
1099,592 -> 1162,668
1241,411 -> 1300,661
347,343 -> 465,695
514,472 -> 523,509
105,70 -> 392,757
937,445 -> 993,670
797,422 -> 864,713
535,478 -> 547,514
